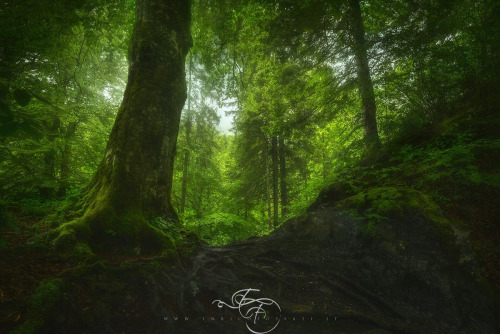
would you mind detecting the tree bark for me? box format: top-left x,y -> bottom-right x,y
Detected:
271,136 -> 279,228
180,54 -> 193,214
57,121 -> 77,197
265,139 -> 272,231
39,118 -> 60,201
54,0 -> 192,251
278,136 -> 288,218
349,0 -> 380,155
89,0 -> 191,218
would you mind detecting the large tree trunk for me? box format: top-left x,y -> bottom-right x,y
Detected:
278,136 -> 288,218
349,0 -> 380,156
271,136 -> 279,228
53,0 -> 192,251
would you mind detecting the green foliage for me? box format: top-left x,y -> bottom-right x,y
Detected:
340,187 -> 445,223
185,213 -> 266,245
0,0 -> 498,259
150,216 -> 185,243
0,0 -> 131,202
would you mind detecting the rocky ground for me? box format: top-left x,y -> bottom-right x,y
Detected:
2,196 -> 498,334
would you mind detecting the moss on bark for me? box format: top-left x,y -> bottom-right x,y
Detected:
47,0 -> 192,255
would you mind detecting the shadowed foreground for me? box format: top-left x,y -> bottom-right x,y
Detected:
5,200 -> 497,334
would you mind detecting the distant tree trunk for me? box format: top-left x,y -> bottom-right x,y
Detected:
39,118 -> 60,201
321,133 -> 327,181
180,116 -> 191,214
180,55 -> 193,214
278,136 -> 288,217
349,0 -> 380,155
265,139 -> 272,230
271,136 -> 279,227
57,121 -> 77,197
303,169 -> 308,188
54,0 -> 192,250
244,198 -> 249,220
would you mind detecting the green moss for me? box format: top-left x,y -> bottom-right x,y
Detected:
10,279 -> 64,334
30,279 -> 63,310
338,187 -> 456,253
52,217 -> 91,250
41,175 -> 179,256
339,187 -> 445,222
75,260 -> 109,277
70,242 -> 96,262
48,195 -> 177,256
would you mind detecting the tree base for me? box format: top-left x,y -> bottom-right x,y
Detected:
44,204 -> 178,257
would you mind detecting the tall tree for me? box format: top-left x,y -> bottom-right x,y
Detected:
180,55 -> 194,214
348,0 -> 380,156
279,136 -> 288,217
52,0 -> 192,250
271,135 -> 279,227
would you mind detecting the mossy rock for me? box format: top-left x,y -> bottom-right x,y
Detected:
10,279 -> 64,334
339,187 -> 450,227
337,187 -> 458,258
339,187 -> 439,218
307,181 -> 358,212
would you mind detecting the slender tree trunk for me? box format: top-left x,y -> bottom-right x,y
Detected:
265,139 -> 272,231
180,54 -> 193,214
349,0 -> 380,155
278,136 -> 288,218
304,169 -> 308,188
180,117 -> 191,213
57,121 -> 77,197
40,118 -> 60,201
271,136 -> 279,228
55,0 -> 192,250
321,133 -> 327,180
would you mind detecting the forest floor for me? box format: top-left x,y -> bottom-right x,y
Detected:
0,211 -> 74,333
1,202 -> 498,334
0,214 -> 399,334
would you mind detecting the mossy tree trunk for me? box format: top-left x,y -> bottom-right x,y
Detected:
348,0 -> 380,156
54,0 -> 192,251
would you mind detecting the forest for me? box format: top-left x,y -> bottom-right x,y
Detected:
0,0 -> 499,333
